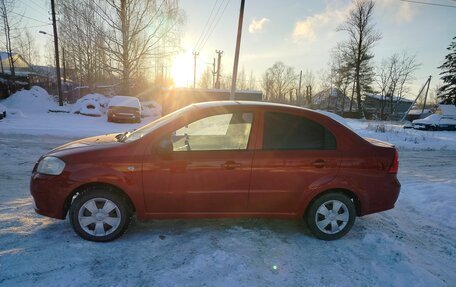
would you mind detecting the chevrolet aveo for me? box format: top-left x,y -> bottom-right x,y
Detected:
31,101 -> 400,242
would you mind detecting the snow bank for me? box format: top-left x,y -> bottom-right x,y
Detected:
79,100 -> 102,117
141,99 -> 162,118
348,119 -> 456,151
71,93 -> 109,115
0,86 -> 59,114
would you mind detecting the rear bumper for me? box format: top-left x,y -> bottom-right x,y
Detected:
360,176 -> 401,216
30,172 -> 73,220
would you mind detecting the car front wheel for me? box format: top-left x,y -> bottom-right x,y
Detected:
69,189 -> 131,242
306,192 -> 355,240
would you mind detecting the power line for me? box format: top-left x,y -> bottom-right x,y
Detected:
28,0 -> 49,15
10,11 -> 51,24
194,0 -> 219,51
197,0 -> 231,53
195,0 -> 224,52
11,23 -> 52,30
399,0 -> 456,8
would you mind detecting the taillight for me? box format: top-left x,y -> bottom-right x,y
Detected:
388,150 -> 399,174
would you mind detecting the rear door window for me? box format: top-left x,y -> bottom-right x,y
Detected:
263,112 -> 336,150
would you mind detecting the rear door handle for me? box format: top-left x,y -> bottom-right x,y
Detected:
222,161 -> 241,169
313,160 -> 325,168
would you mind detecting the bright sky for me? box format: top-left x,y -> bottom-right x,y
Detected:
19,0 -> 456,98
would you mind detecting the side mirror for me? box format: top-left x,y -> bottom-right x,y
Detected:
156,138 -> 173,155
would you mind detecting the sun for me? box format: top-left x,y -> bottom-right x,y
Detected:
171,52 -> 192,87
171,51 -> 206,88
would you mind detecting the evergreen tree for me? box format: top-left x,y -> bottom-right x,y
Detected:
437,36 -> 456,104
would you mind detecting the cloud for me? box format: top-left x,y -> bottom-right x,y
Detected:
292,6 -> 348,42
377,0 -> 417,23
396,2 -> 416,23
248,18 -> 270,33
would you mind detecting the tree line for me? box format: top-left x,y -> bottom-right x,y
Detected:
58,0 -> 183,95
261,0 -> 436,118
0,0 -> 184,96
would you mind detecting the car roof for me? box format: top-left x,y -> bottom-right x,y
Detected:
191,100 -> 312,112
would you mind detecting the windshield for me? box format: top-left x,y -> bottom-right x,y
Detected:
123,105 -> 193,142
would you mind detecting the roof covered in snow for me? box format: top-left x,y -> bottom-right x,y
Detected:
108,96 -> 141,109
365,93 -> 413,103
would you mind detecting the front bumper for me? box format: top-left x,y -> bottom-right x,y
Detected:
30,172 -> 73,219
109,112 -> 140,122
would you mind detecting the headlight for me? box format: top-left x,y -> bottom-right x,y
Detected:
36,157 -> 66,175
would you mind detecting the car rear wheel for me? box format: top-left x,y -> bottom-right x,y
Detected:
69,189 -> 131,242
306,192 -> 355,240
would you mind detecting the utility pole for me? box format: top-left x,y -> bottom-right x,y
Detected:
401,76 -> 432,122
51,0 -> 63,106
62,47 -> 66,83
297,70 -> 302,106
421,76 -> 432,115
215,50 -> 223,89
192,51 -> 199,88
0,56 -> 3,74
212,57 -> 216,88
229,0 -> 245,100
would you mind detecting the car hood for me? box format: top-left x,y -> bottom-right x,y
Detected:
50,133 -> 122,153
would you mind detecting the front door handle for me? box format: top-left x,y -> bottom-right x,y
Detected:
313,160 -> 325,168
222,161 -> 241,169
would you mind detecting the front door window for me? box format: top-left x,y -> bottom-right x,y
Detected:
172,112 -> 253,151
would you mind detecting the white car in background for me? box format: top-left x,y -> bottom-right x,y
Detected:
107,96 -> 141,123
412,104 -> 456,131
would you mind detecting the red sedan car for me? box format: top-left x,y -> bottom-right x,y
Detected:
30,101 -> 400,242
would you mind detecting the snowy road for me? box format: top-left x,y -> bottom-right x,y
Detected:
0,135 -> 455,287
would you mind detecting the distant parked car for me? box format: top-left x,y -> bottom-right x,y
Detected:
31,101 -> 400,242
0,103 -> 6,119
412,114 -> 456,130
107,96 -> 141,123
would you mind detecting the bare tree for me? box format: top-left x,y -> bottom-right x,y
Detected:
58,0 -> 183,94
376,52 -> 420,118
0,0 -> 18,77
261,62 -> 297,104
96,0 -> 183,95
197,66 -> 212,89
59,0 -> 108,85
298,69 -> 316,106
15,28 -> 38,65
237,66 -> 247,90
338,0 -> 381,111
248,70 -> 257,90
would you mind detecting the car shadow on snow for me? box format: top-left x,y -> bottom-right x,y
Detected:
124,217 -> 317,242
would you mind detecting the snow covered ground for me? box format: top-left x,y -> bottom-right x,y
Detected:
1,89 -> 455,286
347,119 -> 456,151
0,135 -> 455,286
0,87 -> 159,138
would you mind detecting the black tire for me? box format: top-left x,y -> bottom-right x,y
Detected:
69,189 -> 131,242
306,192 -> 356,241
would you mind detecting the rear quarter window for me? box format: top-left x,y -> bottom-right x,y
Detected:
263,112 -> 336,150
